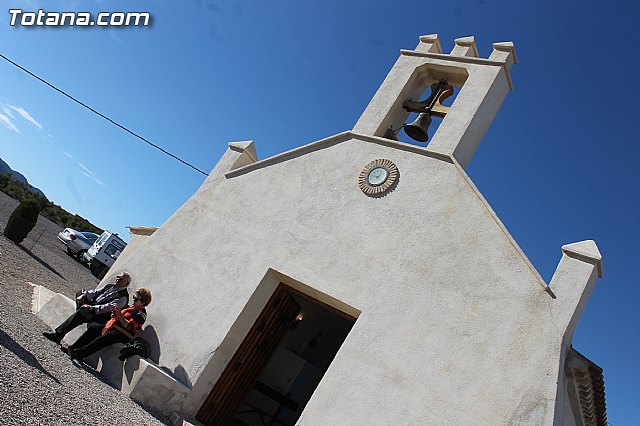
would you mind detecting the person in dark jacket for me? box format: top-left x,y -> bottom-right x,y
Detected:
67,287 -> 152,360
43,272 -> 131,344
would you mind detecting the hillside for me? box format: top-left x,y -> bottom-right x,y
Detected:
0,158 -> 102,234
0,157 -> 46,198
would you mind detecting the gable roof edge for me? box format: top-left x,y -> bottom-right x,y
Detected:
225,131 -> 453,179
450,157 -> 551,293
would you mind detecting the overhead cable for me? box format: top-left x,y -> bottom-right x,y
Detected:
0,53 -> 209,176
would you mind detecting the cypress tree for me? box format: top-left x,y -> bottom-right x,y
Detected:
4,200 -> 40,244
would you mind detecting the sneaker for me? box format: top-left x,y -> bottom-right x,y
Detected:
43,332 -> 62,344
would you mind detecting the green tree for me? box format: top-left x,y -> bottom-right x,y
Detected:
0,173 -> 10,189
4,199 -> 40,244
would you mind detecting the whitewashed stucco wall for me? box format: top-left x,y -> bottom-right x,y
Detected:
106,135 -> 599,424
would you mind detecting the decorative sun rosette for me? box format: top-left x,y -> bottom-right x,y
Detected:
358,159 -> 398,197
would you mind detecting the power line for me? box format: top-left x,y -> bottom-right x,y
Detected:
0,53 -> 209,177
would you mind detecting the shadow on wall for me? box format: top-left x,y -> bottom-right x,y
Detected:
124,355 -> 142,383
137,325 -> 161,363
172,365 -> 193,389
137,325 -> 193,389
160,364 -> 193,389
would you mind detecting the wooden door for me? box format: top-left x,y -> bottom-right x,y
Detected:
196,285 -> 301,426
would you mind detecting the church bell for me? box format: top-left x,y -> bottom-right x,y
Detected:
402,79 -> 453,143
404,113 -> 432,142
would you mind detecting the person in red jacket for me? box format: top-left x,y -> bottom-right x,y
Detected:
66,287 -> 152,360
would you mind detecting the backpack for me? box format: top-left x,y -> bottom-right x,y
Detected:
118,337 -> 151,361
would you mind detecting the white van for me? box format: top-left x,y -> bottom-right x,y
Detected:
83,231 -> 127,278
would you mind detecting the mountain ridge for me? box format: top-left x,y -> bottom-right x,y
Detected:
0,157 -> 103,234
0,157 -> 46,198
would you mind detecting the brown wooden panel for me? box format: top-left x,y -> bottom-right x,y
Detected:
197,285 -> 301,426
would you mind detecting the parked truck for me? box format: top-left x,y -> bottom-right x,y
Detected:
83,231 -> 127,278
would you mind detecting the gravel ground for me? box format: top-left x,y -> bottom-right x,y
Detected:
0,192 -> 170,425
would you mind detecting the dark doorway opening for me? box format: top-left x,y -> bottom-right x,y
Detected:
196,283 -> 356,426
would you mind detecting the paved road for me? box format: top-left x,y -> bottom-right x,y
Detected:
0,192 -> 168,425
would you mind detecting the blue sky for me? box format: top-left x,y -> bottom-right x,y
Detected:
1,0 -> 638,423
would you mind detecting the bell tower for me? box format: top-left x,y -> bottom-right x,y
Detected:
353,34 -> 517,168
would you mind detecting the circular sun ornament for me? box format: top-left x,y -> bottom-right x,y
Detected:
358,159 -> 398,197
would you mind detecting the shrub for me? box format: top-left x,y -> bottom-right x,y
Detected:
4,200 -> 40,244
